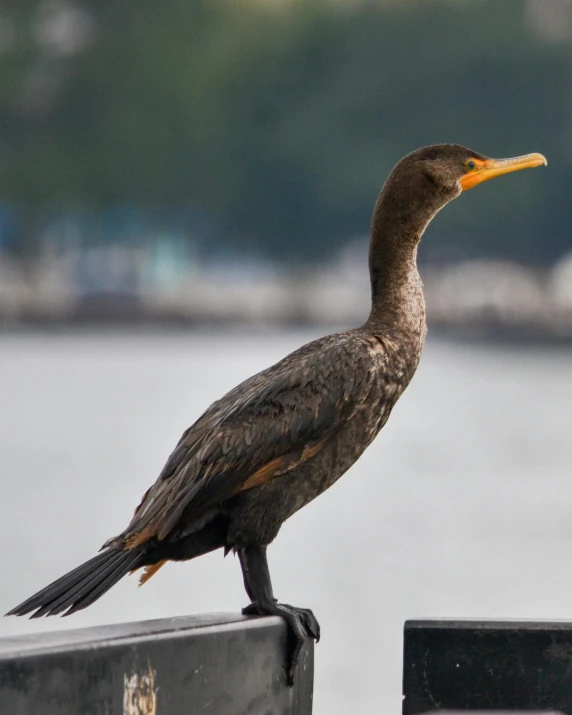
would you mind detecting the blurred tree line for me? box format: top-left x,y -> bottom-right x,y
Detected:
0,0 -> 569,264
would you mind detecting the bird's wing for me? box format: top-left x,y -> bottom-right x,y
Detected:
113,334 -> 382,550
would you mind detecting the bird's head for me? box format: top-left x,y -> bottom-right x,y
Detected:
369,143 -> 547,309
374,143 -> 547,248
389,143 -> 547,208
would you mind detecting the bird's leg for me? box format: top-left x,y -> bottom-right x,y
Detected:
238,545 -> 320,684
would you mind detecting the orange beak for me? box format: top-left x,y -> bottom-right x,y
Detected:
460,152 -> 547,191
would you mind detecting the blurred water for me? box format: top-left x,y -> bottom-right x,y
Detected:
1,331 -> 572,714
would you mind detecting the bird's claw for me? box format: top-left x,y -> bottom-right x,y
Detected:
242,599 -> 320,685
281,602 -> 320,641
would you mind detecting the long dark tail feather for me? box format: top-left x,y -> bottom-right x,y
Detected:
7,516 -> 230,620
6,550 -> 143,618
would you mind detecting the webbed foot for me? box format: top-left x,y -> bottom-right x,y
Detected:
242,599 -> 320,684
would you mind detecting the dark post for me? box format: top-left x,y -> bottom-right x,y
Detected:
403,619 -> 572,714
0,613 -> 313,715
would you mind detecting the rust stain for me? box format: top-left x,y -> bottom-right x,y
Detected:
123,662 -> 157,715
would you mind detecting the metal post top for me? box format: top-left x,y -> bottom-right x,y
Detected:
0,612 -> 282,660
0,612 -> 314,715
403,617 -> 572,715
405,617 -> 572,632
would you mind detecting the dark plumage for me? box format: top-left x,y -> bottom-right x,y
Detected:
7,144 -> 546,681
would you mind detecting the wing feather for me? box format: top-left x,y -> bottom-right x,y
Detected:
110,333 -> 380,550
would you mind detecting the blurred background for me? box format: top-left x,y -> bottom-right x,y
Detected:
1,0 -> 572,713
0,0 -> 571,331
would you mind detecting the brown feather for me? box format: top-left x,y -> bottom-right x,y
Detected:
125,527 -> 156,550
301,439 -> 327,461
240,438 -> 328,493
240,456 -> 285,491
138,561 -> 166,586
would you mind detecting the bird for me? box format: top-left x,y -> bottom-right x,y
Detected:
7,144 -> 546,682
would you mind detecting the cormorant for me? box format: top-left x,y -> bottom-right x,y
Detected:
7,145 -> 546,681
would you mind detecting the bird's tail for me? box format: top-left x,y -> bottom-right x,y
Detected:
6,549 -> 143,618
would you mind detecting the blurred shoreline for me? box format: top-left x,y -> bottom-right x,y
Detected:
3,240 -> 572,342
1,0 -> 571,346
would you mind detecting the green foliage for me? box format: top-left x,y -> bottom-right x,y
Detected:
0,0 -> 569,263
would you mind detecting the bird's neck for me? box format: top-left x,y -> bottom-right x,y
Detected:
365,187 -> 435,335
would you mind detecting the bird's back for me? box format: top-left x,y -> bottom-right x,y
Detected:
204,324 -> 426,546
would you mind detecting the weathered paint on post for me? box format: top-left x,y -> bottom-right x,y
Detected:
0,613 -> 313,715
124,661 -> 157,715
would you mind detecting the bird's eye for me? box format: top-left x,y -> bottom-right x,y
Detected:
466,160 -> 476,171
